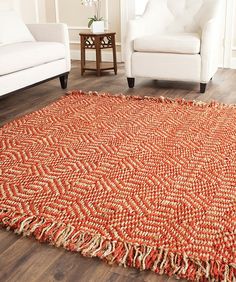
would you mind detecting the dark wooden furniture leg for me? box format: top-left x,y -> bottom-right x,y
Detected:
200,83 -> 207,93
95,37 -> 101,76
81,36 -> 85,76
127,78 -> 135,88
112,34 -> 117,75
59,73 -> 69,89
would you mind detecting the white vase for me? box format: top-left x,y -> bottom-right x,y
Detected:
91,21 -> 105,33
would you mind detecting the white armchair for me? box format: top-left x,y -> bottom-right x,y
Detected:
125,0 -> 222,93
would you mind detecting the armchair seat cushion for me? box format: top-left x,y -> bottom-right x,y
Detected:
134,33 -> 201,55
0,42 -> 66,76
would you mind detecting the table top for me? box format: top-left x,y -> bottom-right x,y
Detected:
79,31 -> 116,36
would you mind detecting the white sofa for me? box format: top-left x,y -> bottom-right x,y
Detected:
0,10 -> 71,97
125,0 -> 222,93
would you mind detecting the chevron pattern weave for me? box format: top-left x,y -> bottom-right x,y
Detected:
0,91 -> 236,281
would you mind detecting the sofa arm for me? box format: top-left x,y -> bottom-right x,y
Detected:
200,19 -> 221,83
27,23 -> 68,43
27,23 -> 71,71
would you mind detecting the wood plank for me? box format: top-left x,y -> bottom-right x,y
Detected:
0,234 -> 38,281
5,238 -> 62,282
35,250 -> 99,282
0,229 -> 21,254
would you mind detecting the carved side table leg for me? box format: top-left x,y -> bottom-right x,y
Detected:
80,35 -> 86,76
112,34 -> 117,75
95,37 -> 101,76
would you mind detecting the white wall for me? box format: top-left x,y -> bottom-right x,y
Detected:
18,0 -> 38,22
0,0 -> 46,23
228,0 -> 236,68
43,0 -> 122,62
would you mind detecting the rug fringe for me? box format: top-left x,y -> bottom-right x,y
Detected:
66,90 -> 236,109
0,209 -> 235,282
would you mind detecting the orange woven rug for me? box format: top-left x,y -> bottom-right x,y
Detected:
0,91 -> 236,281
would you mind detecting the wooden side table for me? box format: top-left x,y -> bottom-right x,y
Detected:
80,32 -> 117,76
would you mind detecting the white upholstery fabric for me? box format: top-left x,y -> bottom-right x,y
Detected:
132,53 -> 201,82
0,23 -> 71,96
27,23 -> 71,71
125,0 -> 222,85
134,33 -> 200,54
0,10 -> 35,45
0,42 -> 66,76
0,60 -> 67,96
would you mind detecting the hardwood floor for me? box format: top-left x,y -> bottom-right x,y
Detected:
1,61 -> 236,282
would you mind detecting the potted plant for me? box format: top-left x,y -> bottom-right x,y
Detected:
81,0 -> 104,33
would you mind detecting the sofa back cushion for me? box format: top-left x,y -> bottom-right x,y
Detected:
0,0 -> 14,11
0,10 -> 35,46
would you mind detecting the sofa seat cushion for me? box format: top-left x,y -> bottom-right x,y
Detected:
0,42 -> 66,76
134,33 -> 201,55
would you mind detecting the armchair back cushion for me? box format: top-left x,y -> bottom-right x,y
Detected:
142,0 -> 220,35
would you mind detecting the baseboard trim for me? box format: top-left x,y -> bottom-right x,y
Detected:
71,50 -> 122,62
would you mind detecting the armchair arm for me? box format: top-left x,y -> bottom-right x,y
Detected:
125,0 -> 164,77
198,0 -> 222,82
200,19 -> 221,83
27,23 -> 71,71
125,18 -> 146,77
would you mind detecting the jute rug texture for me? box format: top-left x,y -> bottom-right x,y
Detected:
0,91 -> 236,281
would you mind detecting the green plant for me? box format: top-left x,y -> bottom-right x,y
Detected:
81,0 -> 103,28
88,15 -> 103,28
